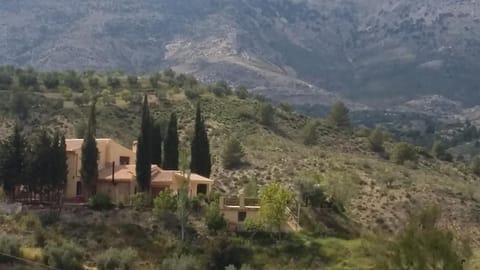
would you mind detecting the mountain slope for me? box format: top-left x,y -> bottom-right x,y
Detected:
1,0 -> 479,106
1,70 -> 480,247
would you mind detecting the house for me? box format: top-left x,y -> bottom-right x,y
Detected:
65,138 -> 214,204
66,139 -> 136,200
219,195 -> 301,232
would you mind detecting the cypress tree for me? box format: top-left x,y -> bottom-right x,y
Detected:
136,95 -> 152,192
190,103 -> 211,177
81,101 -> 99,197
0,123 -> 26,200
163,112 -> 179,170
151,119 -> 163,167
30,130 -> 54,198
53,132 -> 68,195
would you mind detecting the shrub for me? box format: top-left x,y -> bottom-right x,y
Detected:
44,241 -> 83,270
39,210 -> 60,226
259,104 -> 275,126
368,129 -> 384,152
235,85 -> 249,99
130,192 -> 152,210
184,88 -> 200,100
328,101 -> 350,129
96,247 -> 138,270
160,255 -> 200,270
222,138 -> 245,169
375,207 -> 471,269
205,202 -> 226,233
0,234 -> 21,263
206,237 -> 250,270
303,121 -> 319,146
33,229 -> 47,247
88,193 -> 114,211
391,142 -> 418,165
153,190 -> 176,215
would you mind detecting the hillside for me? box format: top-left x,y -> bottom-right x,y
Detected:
1,0 -> 480,106
0,68 -> 480,246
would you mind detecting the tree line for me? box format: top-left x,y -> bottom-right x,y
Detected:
0,124 -> 67,202
135,95 -> 212,193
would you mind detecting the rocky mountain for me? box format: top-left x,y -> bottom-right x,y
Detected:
1,0 -> 480,106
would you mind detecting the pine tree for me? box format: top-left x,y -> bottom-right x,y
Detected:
260,103 -> 275,127
163,112 -> 179,170
81,101 -> 99,197
190,103 -> 211,177
368,129 -> 385,152
151,120 -> 163,167
136,95 -> 152,192
222,137 -> 245,169
328,101 -> 350,129
0,123 -> 26,200
303,121 -> 319,145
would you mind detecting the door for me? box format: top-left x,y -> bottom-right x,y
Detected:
76,181 -> 82,196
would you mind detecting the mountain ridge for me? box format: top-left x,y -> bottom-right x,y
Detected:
1,0 -> 479,106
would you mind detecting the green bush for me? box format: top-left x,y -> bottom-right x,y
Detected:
153,190 -> 176,215
160,255 -> 201,270
44,241 -> 84,270
96,247 -> 139,270
184,88 -> 200,100
222,138 -> 245,169
0,234 -> 21,263
368,129 -> 384,152
391,142 -> 418,165
39,210 -> 60,226
206,202 -> 227,233
206,236 -> 250,270
88,193 -> 114,211
130,192 -> 152,210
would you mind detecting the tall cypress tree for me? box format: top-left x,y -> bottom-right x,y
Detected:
0,123 -> 26,200
190,103 -> 211,177
151,119 -> 163,167
136,95 -> 152,192
81,101 -> 99,197
53,132 -> 68,194
163,112 -> 179,170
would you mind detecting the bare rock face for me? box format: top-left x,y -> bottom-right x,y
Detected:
1,0 -> 480,106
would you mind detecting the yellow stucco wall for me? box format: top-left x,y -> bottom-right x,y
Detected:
222,208 -> 259,224
65,152 -> 79,198
173,174 -> 213,197
65,139 -> 136,199
97,181 -> 134,204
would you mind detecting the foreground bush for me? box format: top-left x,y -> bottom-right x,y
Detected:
153,190 -> 176,215
96,247 -> 138,270
391,142 -> 417,165
88,193 -> 114,211
44,241 -> 83,270
376,206 -> 471,269
130,192 -> 152,210
205,202 -> 227,233
0,234 -> 21,263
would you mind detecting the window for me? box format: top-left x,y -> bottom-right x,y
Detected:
120,156 -> 130,165
238,211 -> 247,222
197,184 -> 208,195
